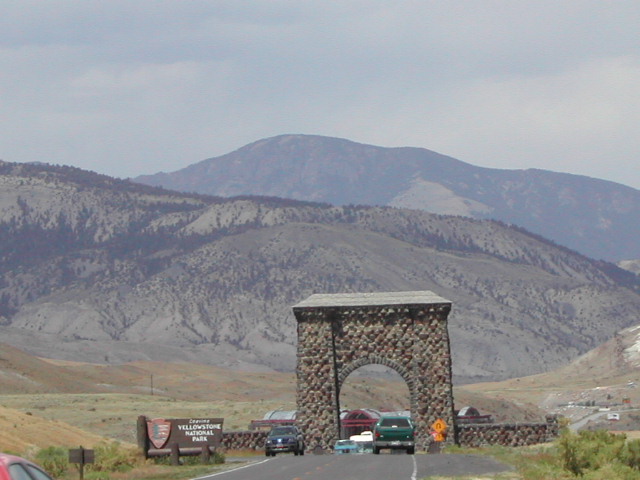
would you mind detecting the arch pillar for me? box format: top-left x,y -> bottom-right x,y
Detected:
293,291 -> 454,452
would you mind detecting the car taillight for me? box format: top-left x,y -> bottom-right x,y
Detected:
375,431 -> 380,438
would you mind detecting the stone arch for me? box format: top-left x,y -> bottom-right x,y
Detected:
293,291 -> 454,452
337,355 -> 414,399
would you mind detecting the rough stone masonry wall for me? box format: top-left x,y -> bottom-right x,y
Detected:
296,303 -> 455,452
456,417 -> 560,448
296,310 -> 339,452
221,431 -> 268,451
220,416 -> 560,451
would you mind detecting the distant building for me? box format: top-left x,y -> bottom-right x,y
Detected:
248,410 -> 297,430
340,409 -> 381,438
455,406 -> 493,424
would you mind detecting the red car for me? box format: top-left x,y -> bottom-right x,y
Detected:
0,453 -> 54,480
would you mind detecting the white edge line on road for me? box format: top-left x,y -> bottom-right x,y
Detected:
191,458 -> 271,480
411,454 -> 417,480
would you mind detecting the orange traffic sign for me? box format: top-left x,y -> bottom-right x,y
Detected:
431,419 -> 447,433
433,432 -> 445,442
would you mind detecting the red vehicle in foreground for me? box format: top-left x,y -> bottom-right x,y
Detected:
0,453 -> 54,480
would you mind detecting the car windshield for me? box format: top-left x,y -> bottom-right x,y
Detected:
271,427 -> 296,435
380,418 -> 411,427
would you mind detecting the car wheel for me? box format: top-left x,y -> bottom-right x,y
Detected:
265,451 -> 270,457
406,447 -> 415,454
373,446 -> 380,454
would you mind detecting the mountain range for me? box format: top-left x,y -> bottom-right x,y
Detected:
1,159 -> 640,383
136,134 -> 640,262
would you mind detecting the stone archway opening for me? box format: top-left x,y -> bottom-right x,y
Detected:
339,364 -> 411,439
340,364 -> 410,413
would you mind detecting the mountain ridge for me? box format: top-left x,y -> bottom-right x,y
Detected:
136,134 -> 640,261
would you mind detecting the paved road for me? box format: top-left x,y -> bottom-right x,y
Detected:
570,411 -> 611,431
194,452 -> 512,480
570,408 -> 640,431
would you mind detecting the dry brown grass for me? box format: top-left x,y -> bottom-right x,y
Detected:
0,404 -> 108,452
463,366 -> 640,411
0,393 -> 296,445
0,342 -> 561,456
0,380 -> 544,455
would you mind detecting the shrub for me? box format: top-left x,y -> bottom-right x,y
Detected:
86,442 -> 140,473
213,451 -> 225,464
581,462 -> 640,480
35,446 -> 69,478
622,439 -> 640,471
556,429 -> 640,477
153,450 -> 225,465
446,430 -> 640,479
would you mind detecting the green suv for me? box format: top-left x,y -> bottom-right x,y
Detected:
372,416 -> 415,454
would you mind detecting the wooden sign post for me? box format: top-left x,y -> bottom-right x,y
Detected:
68,446 -> 94,480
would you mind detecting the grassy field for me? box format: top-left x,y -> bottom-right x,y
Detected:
0,341 -> 551,454
0,393 -> 293,446
0,404 -> 107,453
0,385 -> 544,452
7,340 -> 640,480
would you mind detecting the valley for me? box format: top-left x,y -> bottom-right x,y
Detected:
4,341 -> 640,453
1,142 -> 639,458
0,343 -> 541,452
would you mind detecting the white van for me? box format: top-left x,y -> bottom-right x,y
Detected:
349,431 -> 374,453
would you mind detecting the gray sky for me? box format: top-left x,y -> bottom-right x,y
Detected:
1,1 -> 639,189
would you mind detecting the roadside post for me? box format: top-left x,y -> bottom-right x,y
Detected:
68,446 -> 95,480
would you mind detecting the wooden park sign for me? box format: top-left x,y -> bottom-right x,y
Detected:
137,416 -> 224,463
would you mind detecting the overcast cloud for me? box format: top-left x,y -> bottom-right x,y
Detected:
1,1 -> 639,189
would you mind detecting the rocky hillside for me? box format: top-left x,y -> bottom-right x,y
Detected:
465,318 -> 640,432
2,160 -> 640,383
620,260 -> 640,276
136,134 -> 640,262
